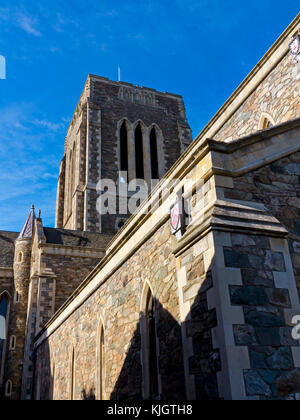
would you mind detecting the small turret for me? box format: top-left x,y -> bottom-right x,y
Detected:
13,205 -> 36,295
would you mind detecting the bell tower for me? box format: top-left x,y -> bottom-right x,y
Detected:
55,75 -> 192,234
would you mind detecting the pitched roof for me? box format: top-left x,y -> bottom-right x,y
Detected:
43,228 -> 113,249
18,205 -> 36,239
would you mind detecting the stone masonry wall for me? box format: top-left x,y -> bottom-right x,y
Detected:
41,253 -> 101,314
0,275 -> 27,400
36,222 -> 189,400
177,238 -> 221,400
224,233 -> 299,399
214,53 -> 300,142
223,150 -> 300,301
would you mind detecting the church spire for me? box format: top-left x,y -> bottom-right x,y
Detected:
18,205 -> 36,239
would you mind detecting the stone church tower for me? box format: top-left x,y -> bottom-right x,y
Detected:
55,75 -> 192,234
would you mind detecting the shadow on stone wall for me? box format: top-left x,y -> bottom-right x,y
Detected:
35,270 -> 221,400
111,298 -> 187,400
35,255 -> 300,401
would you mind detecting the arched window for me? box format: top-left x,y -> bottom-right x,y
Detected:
71,144 -> 76,195
135,124 -> 145,180
259,113 -> 275,130
70,347 -> 75,400
0,293 -> 9,381
150,127 -> 159,180
9,335 -> 16,350
14,291 -> 20,304
17,252 -> 23,263
120,122 -> 129,174
140,284 -> 160,400
97,323 -> 105,400
262,118 -> 273,129
5,380 -> 12,398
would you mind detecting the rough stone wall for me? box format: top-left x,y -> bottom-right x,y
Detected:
224,233 -> 298,399
177,239 -> 221,400
35,222 -> 189,400
0,275 -> 27,400
41,253 -> 101,315
214,53 -> 300,142
223,151 -> 300,300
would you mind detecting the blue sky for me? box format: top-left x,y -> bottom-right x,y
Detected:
0,1 -> 298,232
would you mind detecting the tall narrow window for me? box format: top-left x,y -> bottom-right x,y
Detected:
71,145 -> 76,195
120,122 -> 128,174
50,363 -> 55,400
135,124 -> 145,179
70,347 -> 75,400
146,289 -> 159,399
9,335 -> 16,350
263,118 -> 273,129
0,294 -> 9,379
150,127 -> 159,180
99,326 -> 105,400
5,380 -> 12,399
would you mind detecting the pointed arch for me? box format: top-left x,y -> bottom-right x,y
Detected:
140,281 -> 160,400
259,112 -> 275,130
134,123 -> 145,180
96,316 -> 106,400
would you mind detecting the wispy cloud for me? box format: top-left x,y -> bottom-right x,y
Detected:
30,118 -> 66,132
16,12 -> 41,37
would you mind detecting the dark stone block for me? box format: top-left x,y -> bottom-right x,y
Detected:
230,286 -> 268,306
266,289 -> 291,308
244,370 -> 272,397
266,347 -> 294,370
249,349 -> 269,369
279,327 -> 297,346
224,248 -> 250,268
241,268 -> 274,288
258,369 -> 281,385
294,220 -> 300,236
233,324 -> 257,346
256,327 -> 281,346
265,251 -> 286,272
245,308 -> 285,327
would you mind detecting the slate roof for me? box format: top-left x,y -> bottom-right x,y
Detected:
0,231 -> 18,268
43,228 -> 113,249
18,205 -> 36,239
